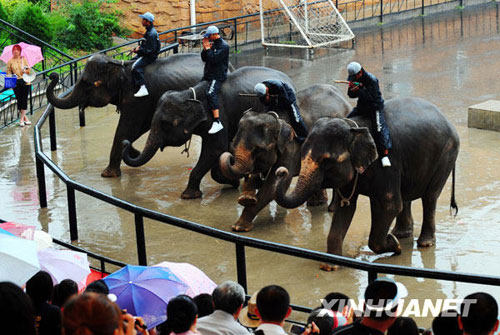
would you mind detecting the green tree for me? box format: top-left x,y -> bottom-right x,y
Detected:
0,2 -> 7,22
12,2 -> 54,43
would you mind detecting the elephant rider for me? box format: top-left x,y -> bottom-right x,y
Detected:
201,25 -> 230,134
254,80 -> 308,143
132,12 -> 160,98
346,62 -> 392,167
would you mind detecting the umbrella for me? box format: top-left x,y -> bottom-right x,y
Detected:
34,230 -> 54,251
0,42 -> 44,67
38,248 -> 90,287
103,265 -> 191,329
154,261 -> 217,296
0,227 -> 15,237
0,221 -> 36,240
0,234 -> 40,286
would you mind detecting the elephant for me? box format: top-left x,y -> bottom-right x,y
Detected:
121,66 -> 293,199
219,84 -> 351,232
274,97 -> 459,270
46,53 -> 205,178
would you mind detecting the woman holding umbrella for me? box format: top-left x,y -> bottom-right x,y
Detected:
6,44 -> 32,127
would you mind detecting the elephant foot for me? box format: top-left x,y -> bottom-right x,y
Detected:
307,189 -> 328,207
181,188 -> 203,199
387,233 -> 402,255
417,234 -> 436,247
101,166 -> 121,178
238,191 -> 257,206
232,221 -> 254,232
391,226 -> 414,239
320,263 -> 341,271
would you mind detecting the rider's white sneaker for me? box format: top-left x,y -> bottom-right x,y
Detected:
134,85 -> 149,98
208,121 -> 223,134
381,156 -> 391,167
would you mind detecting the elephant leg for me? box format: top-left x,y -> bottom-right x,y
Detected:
367,194 -> 403,255
321,193 -> 359,271
328,194 -> 335,212
417,196 -> 438,247
237,175 -> 260,207
391,201 -> 414,238
210,166 -> 240,188
307,189 -> 328,206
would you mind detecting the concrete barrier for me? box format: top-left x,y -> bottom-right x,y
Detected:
468,100 -> 500,132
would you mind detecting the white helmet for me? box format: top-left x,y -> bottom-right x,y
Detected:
347,62 -> 362,76
254,83 -> 267,96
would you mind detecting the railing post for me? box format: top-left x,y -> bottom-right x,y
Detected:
49,106 -> 57,151
380,0 -> 384,23
233,18 -> 238,53
67,184 -> 78,241
422,0 -> 425,16
79,107 -> 86,127
69,62 -> 74,86
41,47 -> 46,80
235,243 -> 248,293
368,270 -> 378,283
135,214 -> 147,266
29,84 -> 33,116
36,156 -> 47,208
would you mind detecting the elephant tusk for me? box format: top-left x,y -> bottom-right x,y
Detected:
94,80 -> 103,87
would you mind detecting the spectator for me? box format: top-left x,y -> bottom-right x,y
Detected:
254,285 -> 292,335
53,279 -> 78,309
333,278 -> 407,335
322,292 -> 354,324
238,291 -> 261,330
459,292 -> 499,335
6,43 -> 31,127
85,279 -> 110,295
194,293 -> 214,318
0,281 -> 36,335
25,270 -> 62,335
387,316 -> 419,335
63,292 -> 144,335
307,308 -> 348,335
431,309 -> 462,335
160,295 -> 198,335
197,281 -> 249,335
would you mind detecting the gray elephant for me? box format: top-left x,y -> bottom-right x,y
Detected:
121,66 -> 293,199
46,53 -> 205,178
219,84 -> 351,232
274,97 -> 459,270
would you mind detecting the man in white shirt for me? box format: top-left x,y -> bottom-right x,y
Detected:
254,285 -> 292,335
197,281 -> 250,335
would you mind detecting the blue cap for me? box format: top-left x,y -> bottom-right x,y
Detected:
139,12 -> 154,23
203,25 -> 219,38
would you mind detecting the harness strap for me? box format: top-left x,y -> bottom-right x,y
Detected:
181,137 -> 192,158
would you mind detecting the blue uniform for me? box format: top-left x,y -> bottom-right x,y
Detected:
132,25 -> 160,87
201,37 -> 229,111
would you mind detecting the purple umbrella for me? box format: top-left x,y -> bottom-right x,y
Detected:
103,265 -> 190,329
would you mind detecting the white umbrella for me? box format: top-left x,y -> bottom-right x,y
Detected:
34,230 -> 53,251
0,234 -> 40,286
38,248 -> 90,286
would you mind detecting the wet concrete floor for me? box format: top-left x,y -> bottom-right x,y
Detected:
1,3 -> 500,327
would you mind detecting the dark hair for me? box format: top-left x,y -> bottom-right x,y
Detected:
63,292 -> 122,335
212,281 -> 245,315
460,292 -> 498,335
25,271 -> 54,309
160,295 -> 198,334
85,280 -> 109,295
307,308 -> 334,335
53,279 -> 79,308
193,293 -> 214,318
364,280 -> 399,321
387,317 -> 419,335
256,285 -> 290,323
12,44 -> 22,52
0,282 -> 36,335
323,292 -> 350,312
431,309 -> 461,335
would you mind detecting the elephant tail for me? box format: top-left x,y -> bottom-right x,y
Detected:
450,165 -> 458,217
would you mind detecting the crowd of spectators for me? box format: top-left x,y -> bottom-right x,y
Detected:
0,271 -> 498,335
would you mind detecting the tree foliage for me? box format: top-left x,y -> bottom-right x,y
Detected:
12,2 -> 54,43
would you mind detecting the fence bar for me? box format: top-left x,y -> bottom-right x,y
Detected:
36,156 -> 48,208
234,18 -> 238,53
380,0 -> 384,22
67,184 -> 78,241
79,107 -> 86,127
236,243 -> 248,292
135,214 -> 147,266
368,270 -> 378,283
49,107 -> 57,151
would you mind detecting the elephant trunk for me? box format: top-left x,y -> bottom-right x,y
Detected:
220,146 -> 253,180
46,73 -> 81,109
275,154 -> 322,208
122,136 -> 159,167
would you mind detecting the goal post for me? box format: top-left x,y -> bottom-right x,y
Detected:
259,0 -> 355,49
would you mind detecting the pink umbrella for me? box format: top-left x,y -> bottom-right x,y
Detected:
38,248 -> 90,287
154,261 -> 217,296
0,42 -> 44,67
0,222 -> 36,240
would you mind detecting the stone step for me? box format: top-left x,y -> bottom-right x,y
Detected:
468,100 -> 500,132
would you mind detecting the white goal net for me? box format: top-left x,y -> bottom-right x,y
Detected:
259,0 -> 355,49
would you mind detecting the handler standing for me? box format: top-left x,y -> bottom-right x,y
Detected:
346,62 -> 392,167
132,12 -> 160,98
201,25 -> 230,134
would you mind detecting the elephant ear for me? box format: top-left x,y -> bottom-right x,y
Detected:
348,127 -> 378,174
277,120 -> 295,155
184,99 -> 207,133
106,62 -> 127,91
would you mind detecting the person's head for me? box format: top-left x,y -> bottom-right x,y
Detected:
387,316 -> 419,335
212,281 -> 245,317
53,279 -> 79,308
85,280 -> 109,295
203,25 -> 220,41
363,278 -> 407,328
459,292 -> 499,335
347,61 -> 363,81
254,83 -> 270,103
323,292 -> 354,324
139,12 -> 154,27
63,292 -> 125,335
25,270 -> 54,308
307,308 -> 348,335
256,285 -> 291,325
193,293 -> 214,318
432,309 -> 461,335
161,295 -> 198,334
0,282 -> 36,335
12,44 -> 22,58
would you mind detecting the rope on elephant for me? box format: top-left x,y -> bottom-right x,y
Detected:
181,136 -> 192,158
343,118 -> 359,128
336,172 -> 359,207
